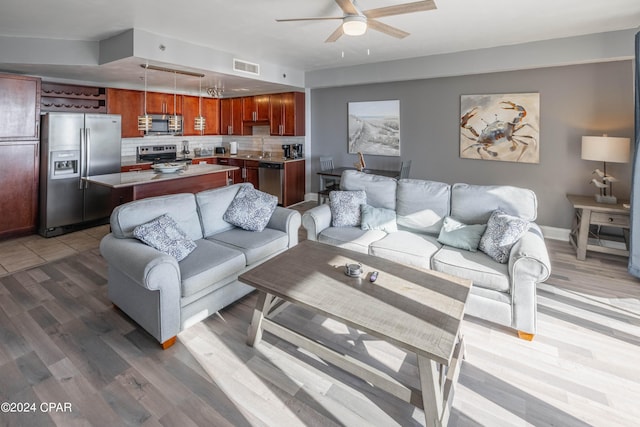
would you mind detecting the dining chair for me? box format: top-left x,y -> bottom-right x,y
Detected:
318,156 -> 339,204
398,160 -> 412,179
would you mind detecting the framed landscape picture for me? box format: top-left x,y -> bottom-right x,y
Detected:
460,93 -> 540,163
348,100 -> 400,156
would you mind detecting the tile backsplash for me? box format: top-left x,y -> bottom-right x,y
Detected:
122,126 -> 304,158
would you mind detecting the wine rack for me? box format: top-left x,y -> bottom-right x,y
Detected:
41,82 -> 107,113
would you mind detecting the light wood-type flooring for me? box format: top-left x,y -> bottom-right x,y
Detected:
0,202 -> 639,426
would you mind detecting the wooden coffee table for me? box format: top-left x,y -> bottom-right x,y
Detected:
239,240 -> 471,427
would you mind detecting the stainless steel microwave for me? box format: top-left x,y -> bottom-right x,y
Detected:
144,114 -> 183,135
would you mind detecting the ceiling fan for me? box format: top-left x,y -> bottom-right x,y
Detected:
276,0 -> 437,42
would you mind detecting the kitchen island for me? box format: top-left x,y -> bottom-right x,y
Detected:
85,163 -> 238,206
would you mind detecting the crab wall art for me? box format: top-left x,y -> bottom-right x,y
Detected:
460,93 -> 540,164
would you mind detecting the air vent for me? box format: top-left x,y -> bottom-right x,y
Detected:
233,58 -> 260,76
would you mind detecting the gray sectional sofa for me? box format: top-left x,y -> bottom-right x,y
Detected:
100,183 -> 301,348
302,170 -> 551,339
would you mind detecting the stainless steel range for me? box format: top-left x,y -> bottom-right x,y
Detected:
137,144 -> 190,164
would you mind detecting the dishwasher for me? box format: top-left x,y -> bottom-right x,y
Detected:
258,162 -> 284,205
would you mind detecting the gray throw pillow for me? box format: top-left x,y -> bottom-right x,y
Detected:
223,185 -> 278,232
479,209 -> 530,263
330,190 -> 367,227
437,216 -> 486,252
361,204 -> 397,233
133,214 -> 197,261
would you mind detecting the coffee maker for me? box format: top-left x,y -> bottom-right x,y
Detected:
282,144 -> 291,159
291,144 -> 303,159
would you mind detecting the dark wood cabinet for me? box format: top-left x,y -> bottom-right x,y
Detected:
220,98 -> 244,135
245,160 -> 260,189
0,73 -> 40,238
283,160 -> 305,206
217,158 -> 243,183
0,73 -> 41,141
270,92 -> 305,136
41,82 -> 107,114
0,142 -> 39,238
121,163 -> 152,172
242,95 -> 270,122
146,92 -> 182,115
183,96 -> 220,136
107,88 -> 144,138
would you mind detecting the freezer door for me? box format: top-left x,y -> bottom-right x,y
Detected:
84,114 -> 122,221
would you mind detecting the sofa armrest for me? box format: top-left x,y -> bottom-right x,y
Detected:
266,206 -> 302,248
100,234 -> 181,291
302,204 -> 332,241
507,223 -> 551,333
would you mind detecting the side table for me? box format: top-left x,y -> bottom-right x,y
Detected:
567,194 -> 630,260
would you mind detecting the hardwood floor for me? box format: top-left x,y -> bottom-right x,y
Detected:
0,206 -> 639,426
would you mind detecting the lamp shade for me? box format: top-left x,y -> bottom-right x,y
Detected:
581,135 -> 631,163
343,15 -> 367,36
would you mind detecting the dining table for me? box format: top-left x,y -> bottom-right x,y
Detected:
317,166 -> 399,203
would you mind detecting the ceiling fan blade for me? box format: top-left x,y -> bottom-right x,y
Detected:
367,19 -> 410,39
334,0 -> 359,15
364,0 -> 436,19
276,17 -> 343,22
325,25 -> 345,42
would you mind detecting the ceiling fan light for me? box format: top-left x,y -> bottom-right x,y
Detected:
343,15 -> 367,36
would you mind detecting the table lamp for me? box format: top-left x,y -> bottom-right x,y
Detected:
581,135 -> 630,204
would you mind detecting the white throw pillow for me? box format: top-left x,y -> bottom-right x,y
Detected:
479,210 -> 529,263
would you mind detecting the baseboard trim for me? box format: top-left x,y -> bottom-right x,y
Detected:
539,226 -> 570,241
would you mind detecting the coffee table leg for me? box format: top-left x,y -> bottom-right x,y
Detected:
247,291 -> 270,347
418,356 -> 444,427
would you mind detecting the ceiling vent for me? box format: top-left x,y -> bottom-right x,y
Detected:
233,58 -> 260,76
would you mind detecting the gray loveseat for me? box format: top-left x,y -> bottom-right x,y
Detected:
100,183 -> 301,348
302,170 -> 551,339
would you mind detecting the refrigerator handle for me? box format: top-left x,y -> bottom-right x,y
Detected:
85,128 -> 91,189
79,128 -> 85,189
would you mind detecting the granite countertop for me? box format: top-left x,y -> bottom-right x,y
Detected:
121,151 -> 305,167
85,164 -> 238,188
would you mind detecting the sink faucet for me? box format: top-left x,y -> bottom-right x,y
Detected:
261,137 -> 266,158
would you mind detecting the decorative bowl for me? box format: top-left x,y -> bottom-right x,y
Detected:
151,163 -> 184,173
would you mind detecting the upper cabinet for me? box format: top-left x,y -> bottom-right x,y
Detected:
107,88 -> 144,138
220,98 -> 244,135
146,92 -> 182,115
0,73 -> 41,141
183,95 -> 220,136
270,92 -> 305,136
242,95 -> 270,123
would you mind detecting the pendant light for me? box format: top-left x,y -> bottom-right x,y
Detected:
137,65 -> 152,131
194,75 -> 206,132
168,71 -> 181,132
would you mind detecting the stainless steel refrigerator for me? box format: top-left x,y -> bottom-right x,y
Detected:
39,113 -> 122,237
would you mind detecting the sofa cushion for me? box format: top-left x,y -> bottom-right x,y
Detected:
110,193 -> 203,241
196,183 -> 253,237
437,216 -> 486,252
133,214 -> 197,261
369,231 -> 441,269
396,179 -> 450,235
319,227 -> 387,254
330,190 -> 367,227
360,204 -> 397,233
340,170 -> 397,210
208,228 -> 288,265
479,209 -> 530,264
450,183 -> 537,224
179,239 -> 246,298
432,246 -> 510,292
223,186 -> 278,232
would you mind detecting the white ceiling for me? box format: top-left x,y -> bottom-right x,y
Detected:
1,0 -> 639,94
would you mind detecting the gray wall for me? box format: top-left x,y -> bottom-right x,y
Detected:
310,60 -> 635,229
